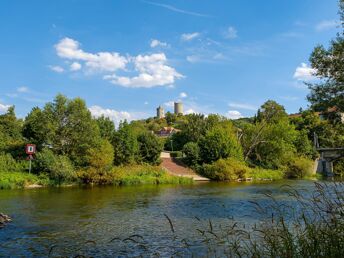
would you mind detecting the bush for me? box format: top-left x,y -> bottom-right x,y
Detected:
0,171 -> 48,189
182,142 -> 200,166
248,167 -> 284,180
170,151 -> 183,158
200,158 -> 249,181
0,153 -> 27,172
34,148 -> 76,184
284,156 -> 314,179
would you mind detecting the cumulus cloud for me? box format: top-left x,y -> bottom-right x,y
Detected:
17,86 -> 28,93
316,20 -> 339,31
181,32 -> 200,41
179,92 -> 187,98
55,37 -> 127,72
104,53 -> 183,88
224,26 -> 238,39
49,65 -> 64,73
89,105 -> 132,126
70,62 -> 82,71
55,38 -> 182,88
227,110 -> 243,119
228,102 -> 257,111
150,39 -> 168,48
0,102 -> 10,113
293,63 -> 316,81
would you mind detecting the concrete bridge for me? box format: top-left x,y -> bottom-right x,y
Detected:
315,147 -> 344,176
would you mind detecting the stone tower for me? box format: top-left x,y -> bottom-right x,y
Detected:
174,102 -> 183,115
157,106 -> 165,119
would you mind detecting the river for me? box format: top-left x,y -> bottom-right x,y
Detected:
0,180 -> 328,257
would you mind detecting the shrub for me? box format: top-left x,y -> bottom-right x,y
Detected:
34,148 -> 76,184
170,151 -> 183,158
0,153 -> 27,172
200,158 -> 249,181
284,156 -> 314,179
182,142 -> 200,166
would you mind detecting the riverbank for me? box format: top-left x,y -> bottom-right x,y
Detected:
0,165 -> 193,190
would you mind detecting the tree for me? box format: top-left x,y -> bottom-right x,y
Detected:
307,0 -> 344,111
24,94 -> 101,166
96,116 -> 115,141
87,139 -> 114,171
112,120 -> 139,165
182,142 -> 200,166
137,132 -> 162,165
199,122 -> 243,164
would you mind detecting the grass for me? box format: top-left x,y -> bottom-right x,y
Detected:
0,171 -> 49,189
248,167 -> 284,180
0,165 -> 193,189
111,165 -> 193,186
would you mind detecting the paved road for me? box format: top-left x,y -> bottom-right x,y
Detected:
160,152 -> 210,181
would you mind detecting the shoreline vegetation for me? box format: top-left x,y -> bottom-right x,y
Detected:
0,165 -> 193,190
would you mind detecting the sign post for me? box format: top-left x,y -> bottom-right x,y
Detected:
25,144 -> 36,174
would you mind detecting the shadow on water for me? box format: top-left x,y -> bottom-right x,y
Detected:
0,180 -> 329,256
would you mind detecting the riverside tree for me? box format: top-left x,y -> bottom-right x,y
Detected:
307,0 -> 344,112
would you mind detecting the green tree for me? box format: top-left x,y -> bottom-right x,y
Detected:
199,122 -> 243,164
112,120 -> 139,165
96,116 -> 115,141
307,0 -> 344,111
182,142 -> 200,166
87,139 -> 114,170
137,132 -> 162,165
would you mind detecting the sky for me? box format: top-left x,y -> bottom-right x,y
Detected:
0,0 -> 341,125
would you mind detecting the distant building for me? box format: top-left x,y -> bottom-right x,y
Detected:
156,127 -> 181,137
174,102 -> 183,115
157,106 -> 165,119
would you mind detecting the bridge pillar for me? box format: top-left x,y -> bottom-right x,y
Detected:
316,159 -> 334,177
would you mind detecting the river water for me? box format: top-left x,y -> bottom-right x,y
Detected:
0,180 -> 326,257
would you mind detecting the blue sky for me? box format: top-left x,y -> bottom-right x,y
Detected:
0,0 -> 341,124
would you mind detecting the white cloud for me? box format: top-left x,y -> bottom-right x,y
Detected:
0,102 -> 10,113
164,101 -> 174,107
227,110 -> 243,119
228,102 -> 257,111
224,26 -> 238,39
104,53 -> 183,88
315,20 -> 339,31
55,37 -> 127,72
70,62 -> 82,71
150,39 -> 168,48
185,108 -> 196,114
17,86 -> 28,93
55,38 -> 182,88
89,105 -> 132,126
181,32 -> 200,41
179,92 -> 187,98
144,101 -> 149,105
49,65 -> 64,73
293,63 -> 316,81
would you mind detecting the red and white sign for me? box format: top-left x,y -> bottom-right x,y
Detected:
25,144 -> 36,155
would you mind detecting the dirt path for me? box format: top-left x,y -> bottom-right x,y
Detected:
160,152 -> 210,181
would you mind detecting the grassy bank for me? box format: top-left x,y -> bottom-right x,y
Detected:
0,171 -> 50,189
0,165 -> 192,189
